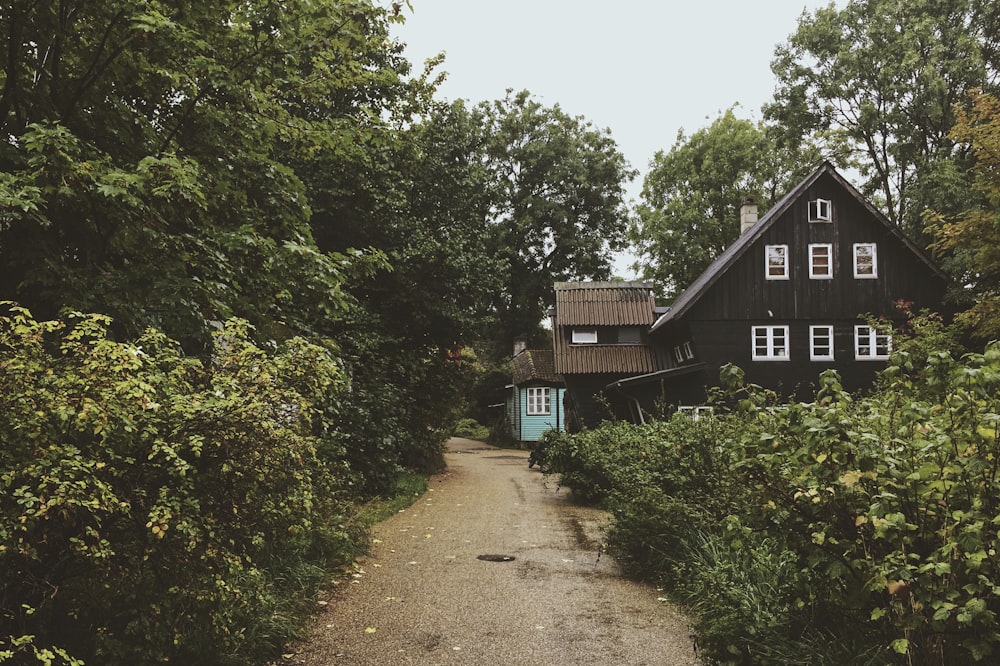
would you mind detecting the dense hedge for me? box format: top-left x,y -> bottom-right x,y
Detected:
547,340 -> 1000,665
0,307 -> 368,665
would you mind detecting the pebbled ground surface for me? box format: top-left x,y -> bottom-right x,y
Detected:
285,437 -> 700,665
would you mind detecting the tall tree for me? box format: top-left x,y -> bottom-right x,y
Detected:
479,90 -> 635,355
631,109 -> 818,299
766,0 -> 1000,237
0,0 -> 415,349
929,91 -> 1000,340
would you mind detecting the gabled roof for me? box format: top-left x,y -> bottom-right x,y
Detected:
511,349 -> 562,385
554,281 -> 656,326
651,161 -> 948,332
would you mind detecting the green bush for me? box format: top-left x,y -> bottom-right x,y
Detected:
452,418 -> 491,441
0,307 -> 363,665
548,340 -> 1000,665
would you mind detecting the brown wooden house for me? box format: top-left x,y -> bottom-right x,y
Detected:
550,281 -> 670,428
554,162 -> 950,426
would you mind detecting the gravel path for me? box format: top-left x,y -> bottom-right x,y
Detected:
287,437 -> 700,665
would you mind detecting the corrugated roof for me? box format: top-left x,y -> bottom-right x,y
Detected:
511,349 -> 562,385
553,343 -> 658,375
650,161 -> 949,332
554,281 -> 655,326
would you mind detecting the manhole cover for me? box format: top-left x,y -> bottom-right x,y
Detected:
477,554 -> 516,562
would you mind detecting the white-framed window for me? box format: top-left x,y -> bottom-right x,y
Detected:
752,325 -> 790,361
855,325 -> 892,360
809,325 -> 835,361
766,244 -> 789,280
526,387 -> 551,415
809,243 -> 833,279
571,328 -> 598,344
853,243 -> 878,279
673,341 -> 695,364
677,406 -> 713,421
809,198 -> 832,222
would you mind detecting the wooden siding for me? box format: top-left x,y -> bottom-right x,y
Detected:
686,320 -> 884,399
686,172 -> 947,323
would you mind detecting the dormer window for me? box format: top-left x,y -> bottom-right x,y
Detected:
571,329 -> 598,344
809,198 -> 832,222
765,245 -> 789,280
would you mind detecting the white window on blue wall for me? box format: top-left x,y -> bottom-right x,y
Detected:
526,387 -> 551,415
752,325 -> 790,361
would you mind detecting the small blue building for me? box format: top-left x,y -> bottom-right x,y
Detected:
506,348 -> 566,443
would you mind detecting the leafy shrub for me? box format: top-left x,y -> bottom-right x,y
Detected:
452,418 -> 491,441
549,338 -> 1000,665
0,306 -> 363,665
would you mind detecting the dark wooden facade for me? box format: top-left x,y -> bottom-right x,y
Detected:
649,162 -> 949,402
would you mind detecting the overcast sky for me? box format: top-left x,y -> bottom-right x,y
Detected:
390,0 -> 838,277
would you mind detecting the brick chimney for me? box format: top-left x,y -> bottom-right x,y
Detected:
513,337 -> 527,357
740,196 -> 759,234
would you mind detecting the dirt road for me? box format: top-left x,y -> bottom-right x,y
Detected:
290,437 -> 700,665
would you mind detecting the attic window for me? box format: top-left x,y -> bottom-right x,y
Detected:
809,198 -> 832,222
765,245 -> 789,280
809,244 -> 833,279
854,243 -> 878,279
571,329 -> 598,344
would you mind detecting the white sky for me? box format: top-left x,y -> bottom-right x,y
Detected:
390,1 -> 837,277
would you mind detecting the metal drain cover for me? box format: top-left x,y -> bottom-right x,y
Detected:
477,554 -> 516,562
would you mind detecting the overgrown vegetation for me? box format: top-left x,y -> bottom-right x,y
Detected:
546,319 -> 1000,664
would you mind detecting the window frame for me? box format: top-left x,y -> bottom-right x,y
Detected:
571,328 -> 598,344
677,406 -> 713,421
808,243 -> 833,279
853,243 -> 878,279
673,345 -> 684,363
682,341 -> 694,360
809,198 -> 832,222
525,386 -> 551,415
765,244 -> 790,280
751,325 -> 791,361
854,325 -> 892,360
809,325 -> 835,361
